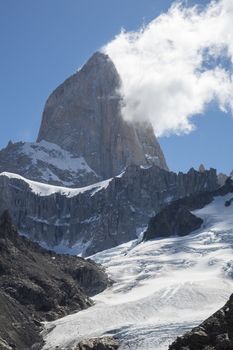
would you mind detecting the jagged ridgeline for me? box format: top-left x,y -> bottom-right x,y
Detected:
0,52 -> 219,256
0,166 -> 218,256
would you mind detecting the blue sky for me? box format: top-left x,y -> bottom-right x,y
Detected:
0,0 -> 232,174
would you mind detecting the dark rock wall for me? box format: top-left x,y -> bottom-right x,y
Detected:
0,165 -> 218,256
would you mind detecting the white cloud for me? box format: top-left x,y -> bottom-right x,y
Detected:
103,0 -> 233,136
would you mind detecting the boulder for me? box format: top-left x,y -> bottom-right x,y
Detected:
74,336 -> 119,350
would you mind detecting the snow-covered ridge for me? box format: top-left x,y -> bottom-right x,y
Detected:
21,140 -> 96,174
0,140 -> 100,187
0,171 -> 112,198
43,192 -> 233,350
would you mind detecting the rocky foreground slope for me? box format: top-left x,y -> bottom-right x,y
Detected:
169,293 -> 233,350
0,211 -> 109,350
0,165 -> 218,256
0,52 -> 167,187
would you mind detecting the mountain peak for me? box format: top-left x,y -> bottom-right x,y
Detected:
85,51 -> 112,65
36,51 -> 168,181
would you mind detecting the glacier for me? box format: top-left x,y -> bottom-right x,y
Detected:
42,192 -> 233,349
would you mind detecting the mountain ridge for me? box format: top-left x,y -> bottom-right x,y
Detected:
0,165 -> 218,256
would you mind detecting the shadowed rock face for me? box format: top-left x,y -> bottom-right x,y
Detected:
37,51 -> 168,179
143,177 -> 233,241
0,211 -> 110,350
144,206 -> 203,240
169,293 -> 233,350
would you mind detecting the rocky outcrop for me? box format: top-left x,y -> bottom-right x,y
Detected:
144,177 -> 233,241
0,211 -> 110,349
74,336 -> 119,350
0,166 -> 218,256
144,206 -> 203,240
198,164 -> 206,173
218,172 -> 228,187
169,293 -> 233,350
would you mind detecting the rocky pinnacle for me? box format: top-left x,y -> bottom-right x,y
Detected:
37,52 -> 168,179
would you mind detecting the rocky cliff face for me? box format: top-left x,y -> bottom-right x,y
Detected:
37,52 -> 168,179
144,206 -> 203,240
0,166 -> 218,256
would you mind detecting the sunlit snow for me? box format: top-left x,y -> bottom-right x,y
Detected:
0,172 -> 112,198
22,140 -> 95,174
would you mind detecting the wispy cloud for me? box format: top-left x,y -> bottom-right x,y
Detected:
104,0 -> 233,136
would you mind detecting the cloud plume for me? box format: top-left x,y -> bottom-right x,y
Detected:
104,0 -> 233,136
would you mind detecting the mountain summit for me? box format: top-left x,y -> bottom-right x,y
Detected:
37,51 -> 168,179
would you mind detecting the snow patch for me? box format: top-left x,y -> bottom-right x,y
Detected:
40,238 -> 92,257
21,140 -> 96,175
0,172 -> 112,198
